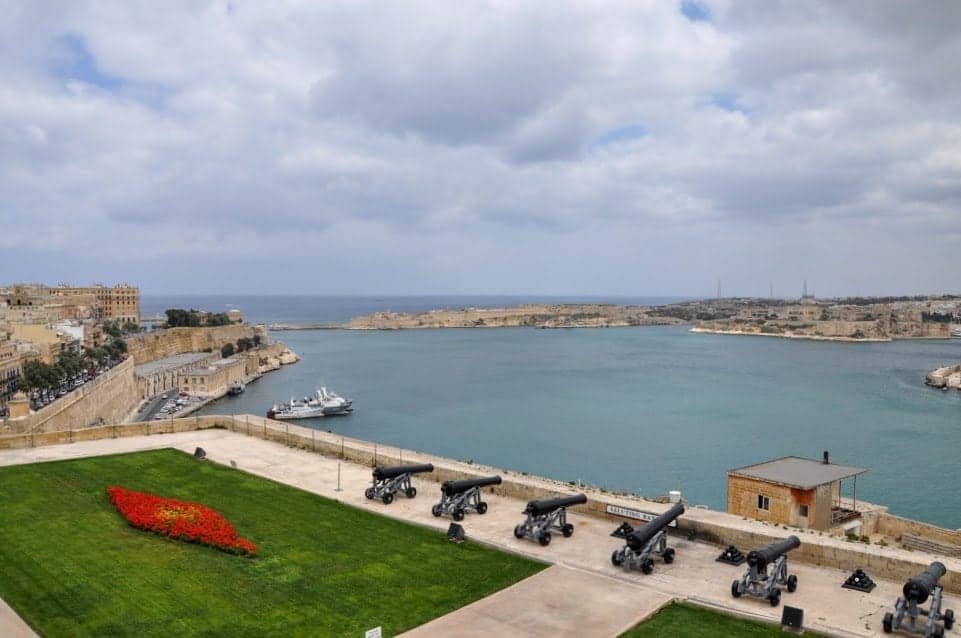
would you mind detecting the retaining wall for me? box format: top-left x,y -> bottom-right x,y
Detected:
126,325 -> 267,364
2,414 -> 960,593
1,358 -> 140,435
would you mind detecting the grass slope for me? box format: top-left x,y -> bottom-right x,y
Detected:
621,602 -> 825,637
0,449 -> 544,637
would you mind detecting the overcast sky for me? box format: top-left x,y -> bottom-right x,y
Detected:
1,1 -> 960,297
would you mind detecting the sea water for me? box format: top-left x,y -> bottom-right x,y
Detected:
187,316 -> 961,528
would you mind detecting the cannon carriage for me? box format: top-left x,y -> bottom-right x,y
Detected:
513,494 -> 587,546
432,475 -> 502,520
731,536 -> 800,606
364,463 -> 434,504
883,562 -> 955,637
611,502 -> 685,574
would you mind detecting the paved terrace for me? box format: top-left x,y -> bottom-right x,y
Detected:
2,428 -> 959,637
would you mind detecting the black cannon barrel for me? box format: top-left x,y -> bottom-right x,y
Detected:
442,475 -> 502,496
625,502 -> 686,550
372,463 -> 435,481
524,494 -> 587,516
903,561 -> 946,604
747,536 -> 801,569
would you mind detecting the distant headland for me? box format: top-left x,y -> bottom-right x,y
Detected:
324,295 -> 961,341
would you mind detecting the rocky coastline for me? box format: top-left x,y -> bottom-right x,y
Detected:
344,304 -> 684,330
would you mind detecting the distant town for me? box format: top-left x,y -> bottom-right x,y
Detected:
343,289 -> 961,342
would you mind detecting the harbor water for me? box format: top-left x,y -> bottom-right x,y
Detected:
197,323 -> 961,529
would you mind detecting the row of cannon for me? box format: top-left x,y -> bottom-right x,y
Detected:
365,464 -> 955,636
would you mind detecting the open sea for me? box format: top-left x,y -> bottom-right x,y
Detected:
144,295 -> 961,528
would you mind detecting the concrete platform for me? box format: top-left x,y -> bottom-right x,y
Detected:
2,430 -> 959,637
0,597 -> 36,638
402,566 -> 671,638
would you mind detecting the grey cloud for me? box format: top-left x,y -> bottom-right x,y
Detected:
2,1 -> 961,296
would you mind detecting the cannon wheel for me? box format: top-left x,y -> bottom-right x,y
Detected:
514,525 -> 525,539
477,502 -> 488,515
944,609 -> 954,631
365,488 -> 375,500
786,574 -> 797,593
452,509 -> 465,522
768,589 -> 781,607
431,504 -> 443,517
382,492 -> 394,505
731,580 -> 741,598
611,550 -> 623,567
641,559 -> 654,575
561,523 -> 574,538
932,625 -> 944,638
882,612 -> 893,633
663,548 -> 675,564
405,487 -> 417,498
538,532 -> 552,547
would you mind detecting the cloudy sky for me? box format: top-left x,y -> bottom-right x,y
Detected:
2,1 -> 960,297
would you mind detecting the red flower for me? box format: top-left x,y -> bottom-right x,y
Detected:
106,486 -> 257,557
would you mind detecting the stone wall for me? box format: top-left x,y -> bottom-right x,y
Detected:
3,414 -> 961,594
126,325 -> 267,364
875,512 -> 961,546
2,358 -> 139,434
727,475 -> 793,525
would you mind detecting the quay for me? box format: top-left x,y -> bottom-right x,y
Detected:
1,416 -> 960,637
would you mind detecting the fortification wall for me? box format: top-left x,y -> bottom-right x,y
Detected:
2,414 -> 960,593
126,325 -> 267,364
2,358 -> 139,434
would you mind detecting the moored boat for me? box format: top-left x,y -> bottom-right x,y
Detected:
266,386 -> 353,420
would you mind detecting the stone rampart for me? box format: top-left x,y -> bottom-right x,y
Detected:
1,358 -> 139,435
126,325 -> 267,364
2,414 -> 960,593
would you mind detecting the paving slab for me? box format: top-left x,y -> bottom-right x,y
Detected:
2,431 -> 959,638
401,566 -> 671,638
0,597 -> 37,638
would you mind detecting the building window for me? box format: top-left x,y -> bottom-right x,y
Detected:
757,495 -> 770,511
799,504 -> 809,518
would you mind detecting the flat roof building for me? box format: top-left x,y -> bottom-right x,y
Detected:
727,453 -> 868,532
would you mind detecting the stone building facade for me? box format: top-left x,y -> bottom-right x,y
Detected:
179,357 -> 247,397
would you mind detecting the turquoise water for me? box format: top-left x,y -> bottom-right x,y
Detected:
200,327 -> 961,528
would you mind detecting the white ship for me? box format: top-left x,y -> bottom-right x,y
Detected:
952,327 -> 961,338
266,387 -> 353,420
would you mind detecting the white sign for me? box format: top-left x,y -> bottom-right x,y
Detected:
606,504 -> 677,527
365,628 -> 382,638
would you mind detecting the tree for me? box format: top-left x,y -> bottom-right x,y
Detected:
164,308 -> 202,328
102,321 -> 122,339
236,337 -> 251,352
207,313 -> 232,326
221,343 -> 235,358
252,334 -> 262,347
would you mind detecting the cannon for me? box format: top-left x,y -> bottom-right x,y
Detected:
883,562 -> 954,637
364,463 -> 434,504
432,475 -> 502,520
611,503 -> 685,574
513,494 -> 587,546
731,536 -> 800,606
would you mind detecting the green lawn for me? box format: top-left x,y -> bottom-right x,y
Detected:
622,602 -> 823,637
0,449 -> 544,637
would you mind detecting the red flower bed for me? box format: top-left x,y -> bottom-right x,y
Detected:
107,486 -> 257,556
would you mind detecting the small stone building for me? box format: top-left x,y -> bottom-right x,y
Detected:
179,357 -> 247,398
727,455 -> 867,531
